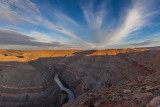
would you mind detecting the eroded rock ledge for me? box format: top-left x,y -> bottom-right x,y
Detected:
0,63 -> 61,107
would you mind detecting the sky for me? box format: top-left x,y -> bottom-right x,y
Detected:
0,0 -> 160,50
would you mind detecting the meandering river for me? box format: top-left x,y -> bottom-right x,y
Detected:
54,74 -> 74,102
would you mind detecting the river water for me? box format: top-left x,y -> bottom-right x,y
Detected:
54,74 -> 74,102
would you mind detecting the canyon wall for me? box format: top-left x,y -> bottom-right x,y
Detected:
0,62 -> 61,107
0,49 -> 160,106
29,49 -> 160,98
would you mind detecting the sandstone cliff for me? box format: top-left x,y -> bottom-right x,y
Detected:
0,49 -> 149,62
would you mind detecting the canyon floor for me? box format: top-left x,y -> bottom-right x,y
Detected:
0,49 -> 160,107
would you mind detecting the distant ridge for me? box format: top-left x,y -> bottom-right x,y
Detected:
0,49 -> 149,62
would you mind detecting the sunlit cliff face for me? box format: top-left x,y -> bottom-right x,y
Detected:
0,49 -> 150,62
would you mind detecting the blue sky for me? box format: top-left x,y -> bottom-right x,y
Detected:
0,0 -> 160,50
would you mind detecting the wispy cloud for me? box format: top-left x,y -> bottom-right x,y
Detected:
53,10 -> 79,27
130,39 -> 158,47
0,0 -> 94,49
36,17 -> 95,48
0,0 -> 39,24
110,37 -> 160,49
80,0 -> 159,49
5,25 -> 23,30
0,0 -> 159,49
81,0 -> 107,30
27,31 -> 56,43
0,28 -> 70,49
95,0 -> 159,48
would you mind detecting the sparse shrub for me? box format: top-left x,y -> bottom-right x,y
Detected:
117,93 -> 123,98
140,104 -> 146,107
141,86 -> 146,90
152,89 -> 160,95
135,84 -> 146,88
108,95 -> 112,99
127,86 -> 132,90
152,80 -> 157,84
152,84 -> 156,87
112,99 -> 118,103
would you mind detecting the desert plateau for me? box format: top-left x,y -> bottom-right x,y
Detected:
0,49 -> 160,107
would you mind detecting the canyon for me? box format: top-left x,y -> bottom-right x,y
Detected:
0,49 -> 160,107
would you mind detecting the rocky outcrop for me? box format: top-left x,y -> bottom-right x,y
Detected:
0,50 -> 86,62
0,63 -> 61,107
134,93 -> 154,104
63,64 -> 160,107
123,89 -> 131,94
147,96 -> 160,107
87,49 -> 150,56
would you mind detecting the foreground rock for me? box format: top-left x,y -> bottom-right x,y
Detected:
0,63 -> 61,107
134,93 -> 154,104
123,89 -> 131,94
147,96 -> 160,107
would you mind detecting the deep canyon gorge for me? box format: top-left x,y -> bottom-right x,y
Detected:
0,49 -> 160,107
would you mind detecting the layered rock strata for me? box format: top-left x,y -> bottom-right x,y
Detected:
0,63 -> 61,107
31,49 -> 160,98
0,49 -> 160,106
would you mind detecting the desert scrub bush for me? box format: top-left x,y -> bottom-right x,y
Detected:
108,95 -> 112,100
134,84 -> 147,88
140,104 -> 146,107
141,86 -> 146,90
152,89 -> 160,95
127,86 -> 133,90
117,93 -> 123,98
152,80 -> 158,84
112,99 -> 118,103
152,83 -> 156,87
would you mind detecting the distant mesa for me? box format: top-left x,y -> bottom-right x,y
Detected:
0,48 -> 151,62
